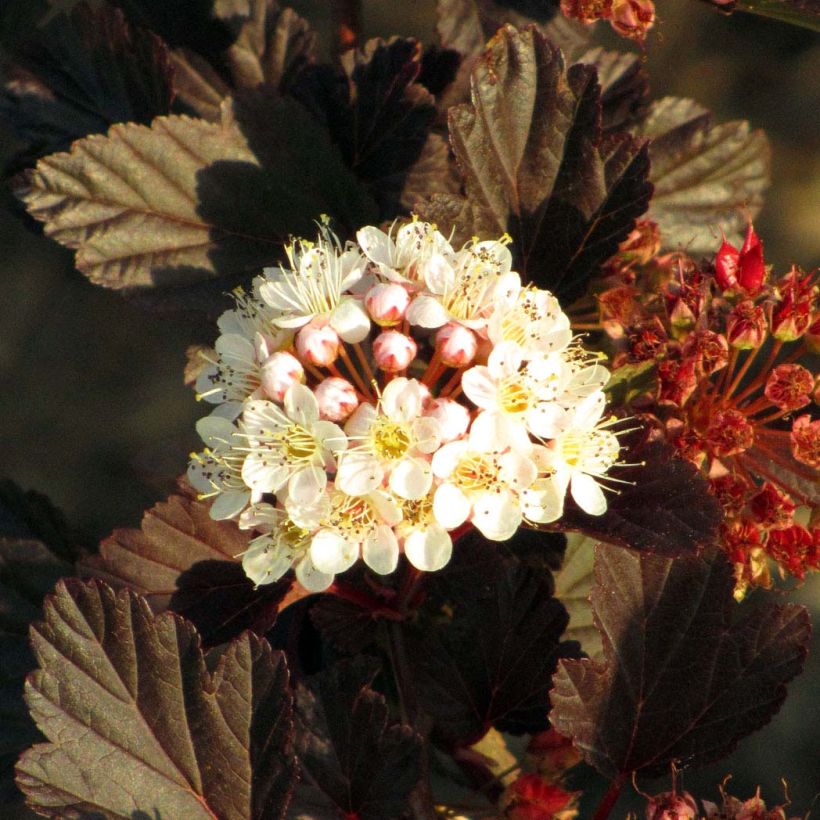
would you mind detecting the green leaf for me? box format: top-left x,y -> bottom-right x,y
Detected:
0,3 -> 175,171
80,482 -> 292,646
171,0 -> 316,121
634,97 -> 771,254
419,26 -> 653,304
291,658 -> 423,819
406,561 -> 581,746
604,359 -> 658,406
553,533 -> 602,661
0,538 -> 71,805
551,547 -> 811,778
16,579 -> 296,818
17,90 -> 377,290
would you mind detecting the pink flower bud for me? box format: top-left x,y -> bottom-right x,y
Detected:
426,399 -> 469,443
296,323 -> 340,366
260,351 -> 304,402
372,330 -> 417,373
436,323 -> 477,368
314,377 -> 359,422
365,282 -> 410,327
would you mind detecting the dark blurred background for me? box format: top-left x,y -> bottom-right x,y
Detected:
0,0 -> 817,815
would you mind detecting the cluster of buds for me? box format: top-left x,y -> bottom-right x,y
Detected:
560,0 -> 655,41
188,218 -> 623,591
593,222 -> 820,596
646,781 -> 798,820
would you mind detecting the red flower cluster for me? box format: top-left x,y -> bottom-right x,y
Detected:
586,220 -> 819,596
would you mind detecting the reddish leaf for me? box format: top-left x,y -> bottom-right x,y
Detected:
407,561 -> 581,747
420,26 -> 652,304
80,482 -> 292,646
551,546 -> 811,778
579,48 -> 649,134
555,433 -> 721,557
16,579 -> 296,818
291,658 -> 422,819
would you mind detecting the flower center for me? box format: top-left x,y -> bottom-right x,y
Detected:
559,429 -> 620,471
278,518 -> 311,554
370,417 -> 411,460
280,424 -> 320,461
453,452 -> 499,493
326,492 -> 378,537
498,377 -> 532,414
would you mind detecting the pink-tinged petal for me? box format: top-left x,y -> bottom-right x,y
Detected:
295,554 -> 334,592
331,298 -> 371,343
389,457 -> 433,501
363,525 -> 399,575
499,451 -> 538,491
433,483 -> 471,529
404,526 -> 452,572
570,472 -> 608,516
336,451 -> 384,496
472,491 -> 521,541
461,366 -> 498,410
406,295 -> 449,328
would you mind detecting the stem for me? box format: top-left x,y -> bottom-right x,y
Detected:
593,775 -> 626,820
353,342 -> 378,394
731,339 -> 781,405
327,581 -> 404,620
332,0 -> 362,50
338,344 -> 371,398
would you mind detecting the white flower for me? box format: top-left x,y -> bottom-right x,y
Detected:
187,413 -> 254,520
217,285 -> 291,349
238,503 -> 333,591
488,285 -> 573,359
431,441 -> 538,541
241,384 -> 347,505
195,332 -> 263,411
406,240 -> 520,331
357,219 -> 453,289
259,232 -> 371,343
394,492 -> 453,572
336,378 -> 441,500
534,391 -> 621,517
309,487 -> 402,576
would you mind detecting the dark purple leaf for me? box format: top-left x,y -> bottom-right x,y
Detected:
290,38 -> 437,218
555,431 -> 721,557
79,481 -> 292,647
407,561 -> 580,747
0,3 -> 175,171
579,48 -> 650,134
419,26 -> 652,304
291,658 -> 422,819
551,546 -> 811,778
16,579 -> 296,818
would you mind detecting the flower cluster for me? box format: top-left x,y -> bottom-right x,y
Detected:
589,220 -> 820,596
188,219 -> 621,591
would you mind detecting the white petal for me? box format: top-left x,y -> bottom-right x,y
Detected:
499,451 -> 538,491
411,417 -> 442,454
310,530 -> 358,574
572,390 -> 607,429
472,491 -> 521,541
406,295 -> 449,328
382,377 -> 422,422
209,490 -> 249,521
369,490 -> 403,527
288,465 -> 327,505
521,480 -> 564,524
487,340 -> 523,379
195,415 -> 237,448
314,420 -> 348,453
389,457 -> 432,501
344,402 -> 377,437
433,483 -> 470,529
363,525 -> 399,575
242,536 -> 292,586
423,253 -> 456,294
336,451 -> 384,496
286,492 -> 330,529
357,225 -> 395,266
526,402 -> 569,439
285,383 -> 319,425
215,332 -> 255,365
570,472 -> 608,516
461,366 -> 498,411
404,525 -> 452,572
295,555 -> 334,592
330,298 -> 371,343
242,453 -> 288,494
431,440 -> 468,478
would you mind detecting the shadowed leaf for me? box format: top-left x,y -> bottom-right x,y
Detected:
0,3 -> 175,171
551,546 -> 811,778
407,561 -> 581,747
291,38 -> 437,218
0,538 -> 71,805
634,97 -> 770,254
553,533 -> 602,661
16,579 -> 296,818
80,482 -> 291,647
579,48 -> 649,135
171,0 -> 316,120
17,90 -> 377,290
291,658 -> 422,819
555,432 -> 721,556
420,26 -> 652,304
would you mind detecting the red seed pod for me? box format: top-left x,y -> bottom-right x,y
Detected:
771,265 -> 817,341
791,414 -> 820,468
501,773 -> 578,820
763,364 -> 814,411
681,329 -> 729,377
749,482 -> 796,530
736,223 -> 766,295
645,790 -> 698,820
766,524 -> 819,580
705,409 -> 755,456
726,301 -> 767,349
715,233 -> 741,291
710,473 -> 753,517
658,357 -> 698,407
610,0 -> 656,40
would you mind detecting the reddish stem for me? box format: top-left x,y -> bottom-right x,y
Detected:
593,775 -> 626,820
328,581 -> 404,621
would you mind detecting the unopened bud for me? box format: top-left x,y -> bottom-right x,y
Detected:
645,791 -> 698,820
436,322 -> 478,368
365,282 -> 410,327
314,377 -> 359,422
610,0 -> 655,40
296,323 -> 340,366
260,351 -> 304,402
426,399 -> 469,443
726,300 -> 767,349
373,330 -> 417,373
